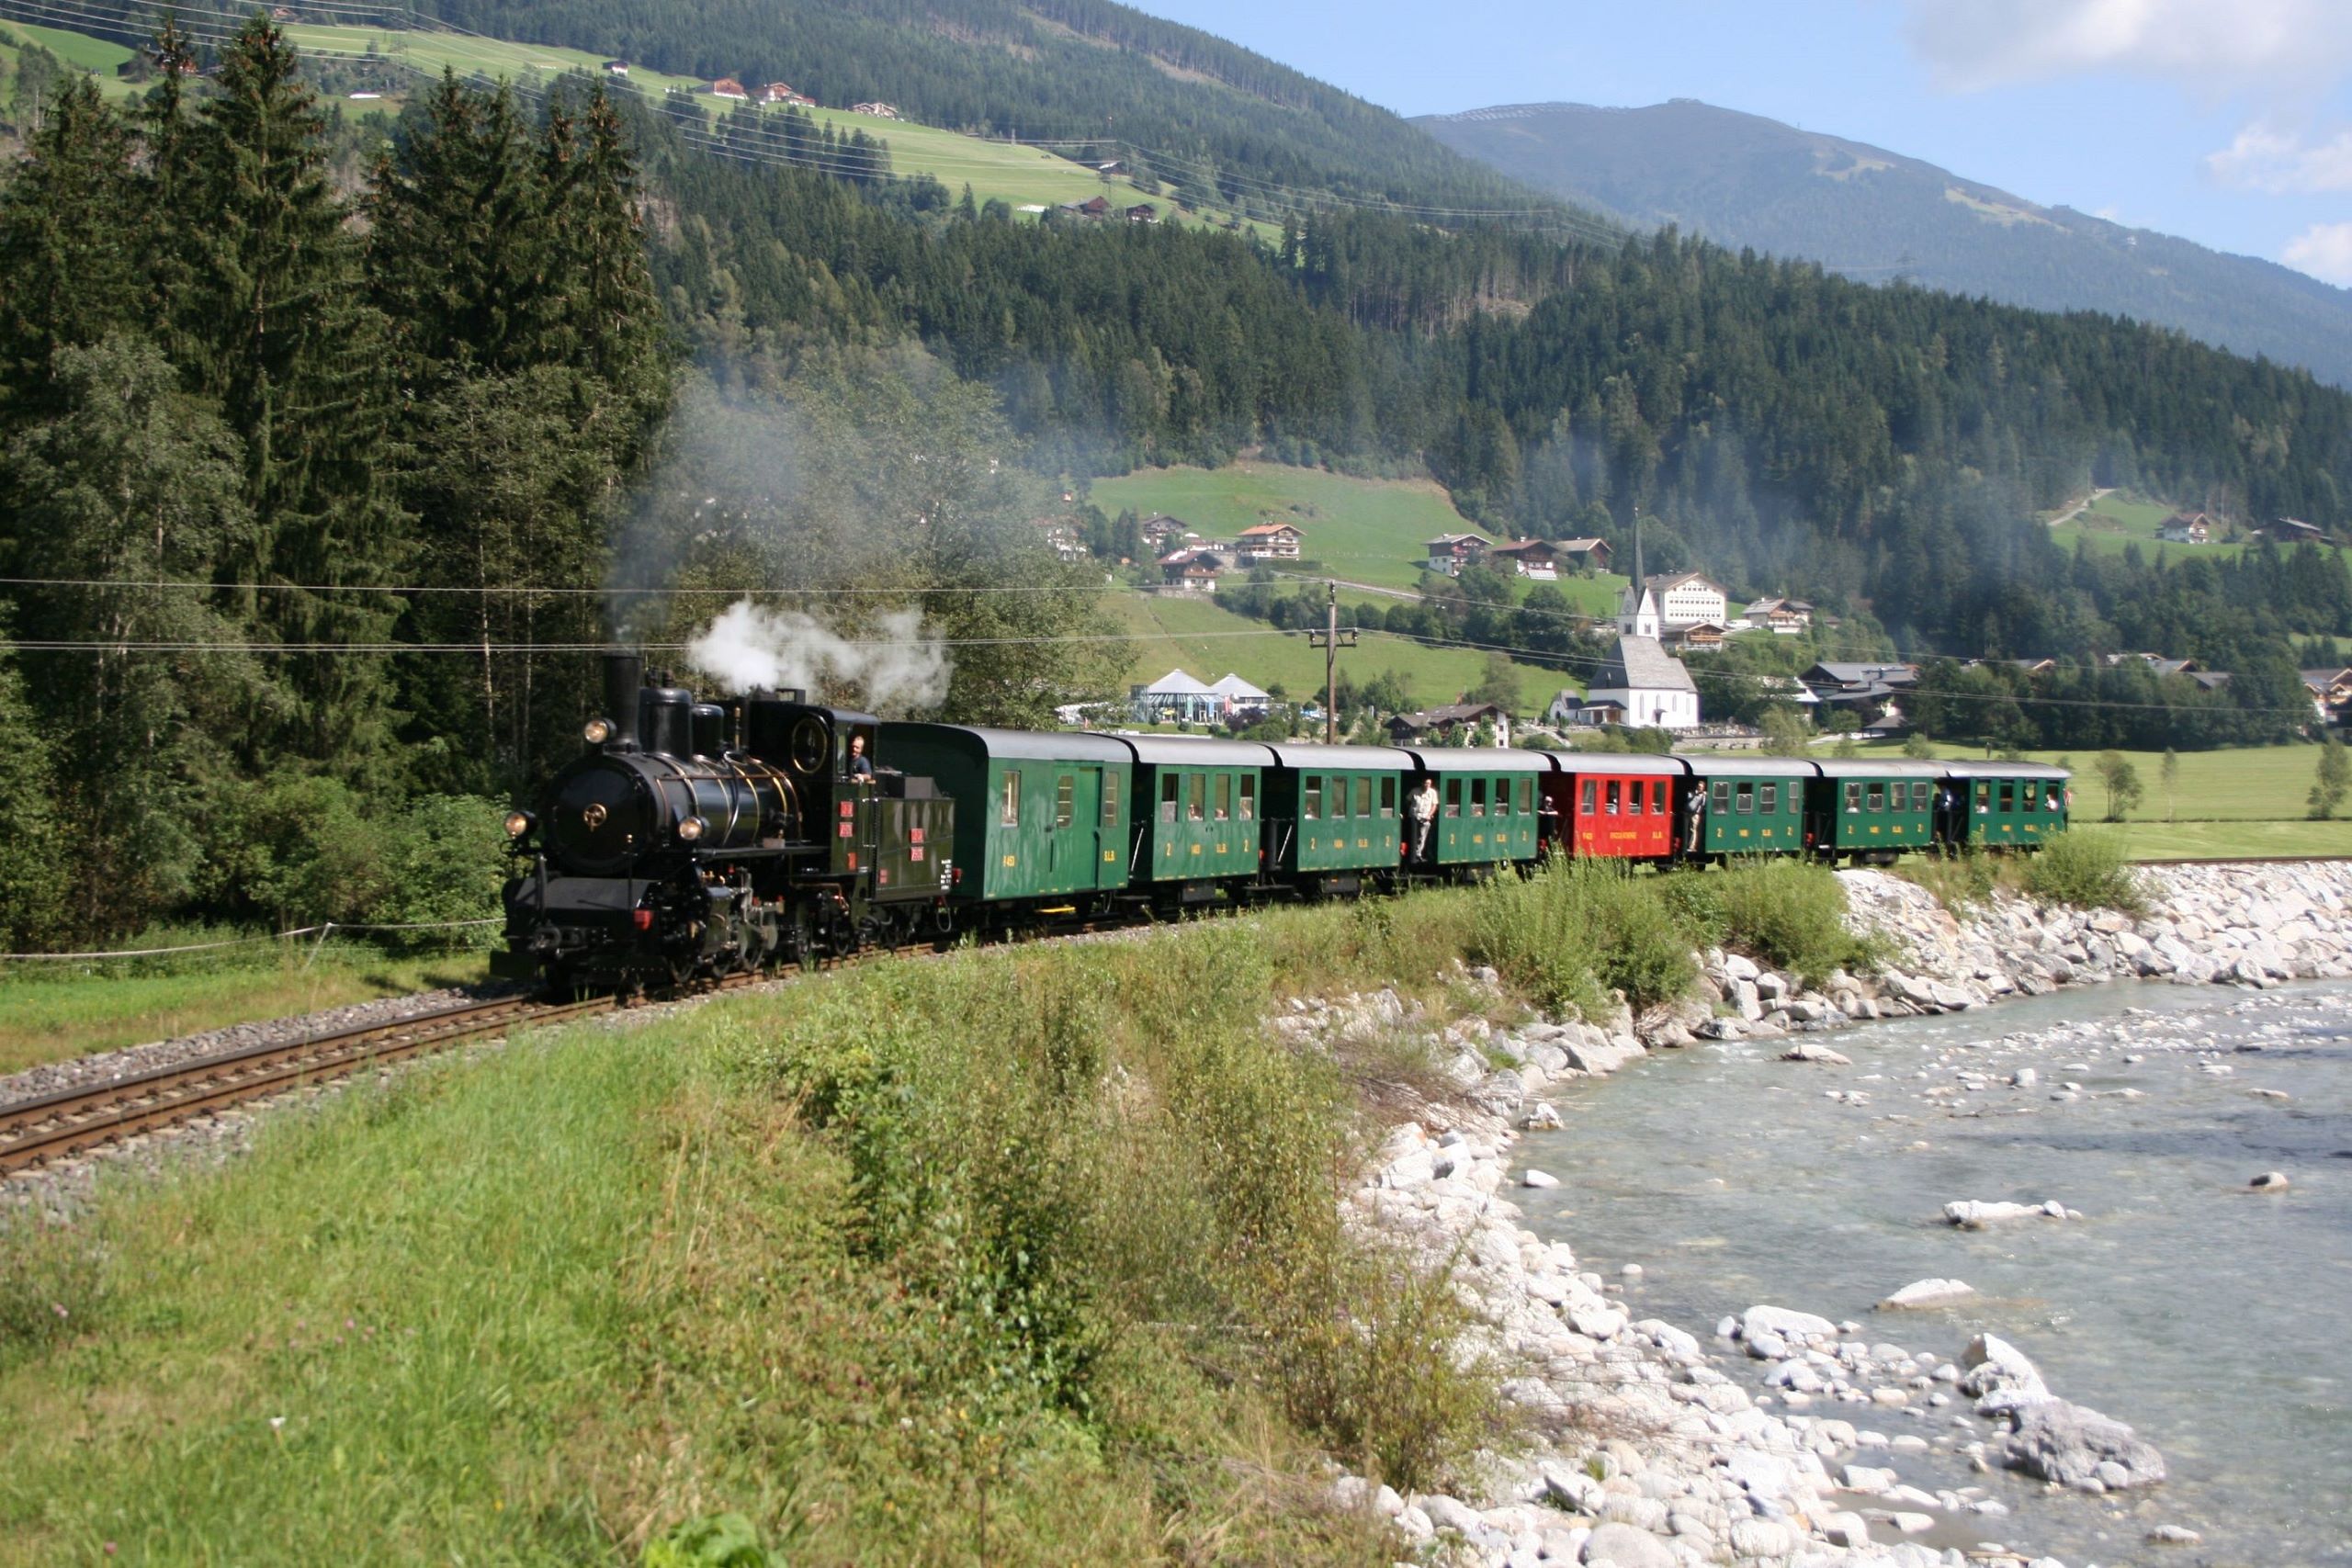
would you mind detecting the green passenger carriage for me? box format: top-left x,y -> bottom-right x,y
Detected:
1097,736 -> 1268,902
1940,761 -> 2071,847
1805,759 -> 1942,863
1400,748 -> 1551,872
1255,743 -> 1412,892
1678,755 -> 1813,858
876,725 -> 1133,906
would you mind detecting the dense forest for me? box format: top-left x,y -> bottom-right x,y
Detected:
1418,100 -> 2352,389
0,19 -> 1113,948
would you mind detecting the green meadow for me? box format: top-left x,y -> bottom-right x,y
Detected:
1091,460 -> 1623,610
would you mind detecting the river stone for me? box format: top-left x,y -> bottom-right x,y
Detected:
1879,1278 -> 1976,1310
2002,1399 -> 2167,1490
1578,1522 -> 1673,1567
2147,1525 -> 2204,1545
1742,1303 -> 1837,1343
1521,1168 -> 1560,1189
1961,1334 -> 2051,1410
1781,1041 -> 1852,1065
2251,1170 -> 2290,1190
1942,1200 -> 2064,1228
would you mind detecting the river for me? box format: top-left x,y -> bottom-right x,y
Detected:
1514,978 -> 2352,1567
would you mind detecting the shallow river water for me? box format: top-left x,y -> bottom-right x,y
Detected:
1514,978 -> 2352,1568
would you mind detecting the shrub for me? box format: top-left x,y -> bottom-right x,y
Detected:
372,795 -> 511,951
2021,829 -> 2146,914
1898,849 -> 1998,916
1470,855 -> 1694,1016
1710,860 -> 1874,984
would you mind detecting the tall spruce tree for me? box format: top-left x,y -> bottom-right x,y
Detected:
184,16 -> 405,784
0,77 -> 139,428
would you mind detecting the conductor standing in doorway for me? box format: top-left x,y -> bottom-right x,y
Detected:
1407,775 -> 1440,865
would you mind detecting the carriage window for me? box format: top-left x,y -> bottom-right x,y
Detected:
1518,777 -> 1534,815
1445,779 -> 1463,818
1304,777 -> 1321,820
1353,776 -> 1371,818
1188,773 -> 1205,821
1380,778 -> 1396,817
1470,778 -> 1487,816
1102,771 -> 1120,828
1651,780 -> 1667,815
1866,784 -> 1885,812
1975,782 -> 1992,810
1732,784 -> 1750,814
1912,781 -> 1932,811
1160,773 -> 1179,824
1238,775 -> 1255,820
1582,779 -> 1597,814
1002,770 -> 1022,827
1605,780 -> 1621,815
1711,780 -> 1731,813
2021,784 -> 2038,813
1759,783 -> 1778,814
1055,774 -> 1075,829
1998,781 -> 2015,813
1216,774 -> 1231,821
1844,782 -> 1862,812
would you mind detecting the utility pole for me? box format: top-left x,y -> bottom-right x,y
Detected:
1307,580 -> 1357,744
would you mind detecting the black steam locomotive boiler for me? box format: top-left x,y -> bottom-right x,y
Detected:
493,651 -> 957,994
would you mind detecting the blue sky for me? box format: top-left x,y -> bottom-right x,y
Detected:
1140,0 -> 2352,287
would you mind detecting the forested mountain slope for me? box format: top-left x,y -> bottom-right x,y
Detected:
1417,100 -> 2352,389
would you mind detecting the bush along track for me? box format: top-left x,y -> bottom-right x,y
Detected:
0,853 -> 2338,1564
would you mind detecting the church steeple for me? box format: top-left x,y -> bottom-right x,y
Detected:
1617,512 -> 1660,638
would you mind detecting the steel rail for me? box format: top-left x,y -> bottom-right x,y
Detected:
0,994 -> 615,1177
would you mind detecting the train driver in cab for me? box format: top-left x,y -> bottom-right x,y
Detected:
847,733 -> 875,778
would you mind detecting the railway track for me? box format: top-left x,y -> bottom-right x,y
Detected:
0,992 -> 616,1179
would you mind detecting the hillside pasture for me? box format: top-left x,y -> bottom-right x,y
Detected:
1107,589 -> 1573,716
1090,460 -> 1623,613
2047,491 -> 2345,563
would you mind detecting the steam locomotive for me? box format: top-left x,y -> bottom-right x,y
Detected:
496,651 -> 2071,997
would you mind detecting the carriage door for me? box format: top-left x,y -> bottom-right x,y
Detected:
1048,769 -> 1099,889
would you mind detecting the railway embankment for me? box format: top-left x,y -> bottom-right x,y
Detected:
1312,856 -> 2352,1568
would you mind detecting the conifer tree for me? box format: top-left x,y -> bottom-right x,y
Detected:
184,16 -> 405,782
0,77 -> 138,427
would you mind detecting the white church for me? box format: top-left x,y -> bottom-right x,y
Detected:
1581,529 -> 1701,731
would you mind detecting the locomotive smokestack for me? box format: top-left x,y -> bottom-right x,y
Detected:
602,649 -> 644,750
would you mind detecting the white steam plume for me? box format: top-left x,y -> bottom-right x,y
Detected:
686,601 -> 952,713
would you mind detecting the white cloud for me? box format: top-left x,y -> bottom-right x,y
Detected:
1903,0 -> 2352,93
2283,221 -> 2352,285
2204,121 -> 2352,192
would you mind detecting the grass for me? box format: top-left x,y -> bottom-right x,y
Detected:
0,905 -> 1553,1565
0,949 -> 492,1079
0,19 -> 141,102
1,17 -> 130,73
1090,459 -> 1624,608
1849,737 -> 2335,823
2047,491 -> 2348,564
1108,588 -> 1574,716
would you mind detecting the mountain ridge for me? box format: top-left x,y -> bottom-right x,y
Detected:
1416,97 -> 2352,387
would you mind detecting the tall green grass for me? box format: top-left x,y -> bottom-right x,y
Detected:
2020,829 -> 2148,914
1663,860 -> 1875,985
0,910 -> 1523,1565
1468,855 -> 1695,1016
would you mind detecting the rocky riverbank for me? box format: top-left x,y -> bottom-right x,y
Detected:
1301,860 -> 2342,1567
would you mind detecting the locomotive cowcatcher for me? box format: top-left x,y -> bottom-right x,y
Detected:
493,650 -> 956,994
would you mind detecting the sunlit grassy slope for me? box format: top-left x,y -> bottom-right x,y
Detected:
2048,491 -> 2347,563
1090,460 -> 1625,611
1106,590 -> 1572,716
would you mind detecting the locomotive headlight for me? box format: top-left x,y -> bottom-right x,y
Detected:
677,815 -> 707,842
503,809 -> 533,839
582,717 -> 615,744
